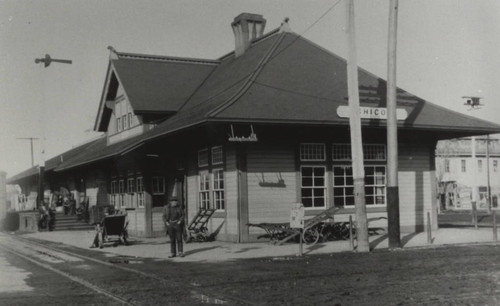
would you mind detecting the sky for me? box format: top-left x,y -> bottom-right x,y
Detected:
1,0 -> 499,178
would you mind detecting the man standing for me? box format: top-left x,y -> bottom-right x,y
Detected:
163,199 -> 184,258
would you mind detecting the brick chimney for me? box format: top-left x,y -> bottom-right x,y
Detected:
231,13 -> 266,57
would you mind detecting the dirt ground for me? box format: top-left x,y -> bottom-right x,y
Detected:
138,243 -> 500,305
5,234 -> 500,305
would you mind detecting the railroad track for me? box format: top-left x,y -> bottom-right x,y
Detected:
0,233 -> 252,305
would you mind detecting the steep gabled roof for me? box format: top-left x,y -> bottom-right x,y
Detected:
210,32 -> 500,133
94,50 -> 218,131
13,24 -> 500,175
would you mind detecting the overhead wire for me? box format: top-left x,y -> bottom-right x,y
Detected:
179,0 -> 344,112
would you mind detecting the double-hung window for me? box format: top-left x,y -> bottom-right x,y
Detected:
213,169 -> 225,210
197,146 -> 225,211
332,165 -> 386,206
118,180 -> 125,207
110,180 -> 117,206
299,143 -> 326,209
136,177 -> 144,208
199,172 -> 210,210
332,143 -> 386,207
300,166 -> 326,208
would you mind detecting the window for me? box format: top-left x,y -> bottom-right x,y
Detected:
199,172 -> 210,209
152,176 -> 165,195
333,166 -> 354,207
333,166 -> 386,206
136,177 -> 144,207
128,113 -> 133,128
118,180 -> 125,207
364,166 -> 386,205
213,169 -> 225,210
494,160 -> 498,172
110,180 -> 117,206
198,149 -> 209,167
332,144 -> 386,161
127,178 -> 135,193
117,117 -> 122,132
478,160 -> 483,172
300,143 -> 325,161
461,160 -> 466,172
212,146 -> 224,165
300,166 -> 326,208
122,115 -> 126,130
444,159 -> 450,173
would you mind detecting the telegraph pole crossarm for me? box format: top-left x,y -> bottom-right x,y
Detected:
35,54 -> 72,68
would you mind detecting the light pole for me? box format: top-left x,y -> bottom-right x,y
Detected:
34,54 -> 72,208
16,137 -> 39,167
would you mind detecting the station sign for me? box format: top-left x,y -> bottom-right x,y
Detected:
336,106 -> 408,121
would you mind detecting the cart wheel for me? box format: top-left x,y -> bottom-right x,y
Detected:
302,227 -> 320,245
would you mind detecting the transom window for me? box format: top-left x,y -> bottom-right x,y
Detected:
127,178 -> 135,193
212,146 -> 224,165
152,176 -> 165,195
332,144 -> 386,161
300,166 -> 326,208
300,143 -> 325,161
333,166 -> 386,206
198,149 -> 209,167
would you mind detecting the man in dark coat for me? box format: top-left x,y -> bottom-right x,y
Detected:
163,200 -> 184,258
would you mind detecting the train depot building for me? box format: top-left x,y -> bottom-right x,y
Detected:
8,14 -> 500,242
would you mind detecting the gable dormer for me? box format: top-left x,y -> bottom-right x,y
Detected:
93,47 -> 219,145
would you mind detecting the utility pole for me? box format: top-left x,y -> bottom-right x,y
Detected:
35,54 -> 72,208
16,137 -> 39,167
346,0 -> 369,252
486,135 -> 492,213
471,136 -> 478,211
386,0 -> 402,249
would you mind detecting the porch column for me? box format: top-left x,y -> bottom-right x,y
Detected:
144,191 -> 153,237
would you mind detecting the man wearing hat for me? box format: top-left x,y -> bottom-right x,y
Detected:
163,198 -> 184,258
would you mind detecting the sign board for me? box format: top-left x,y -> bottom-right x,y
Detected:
290,203 -> 305,228
336,106 -> 408,121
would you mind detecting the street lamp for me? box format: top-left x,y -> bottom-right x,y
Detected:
35,54 -> 72,209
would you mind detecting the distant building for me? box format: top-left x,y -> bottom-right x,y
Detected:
436,136 -> 500,210
7,13 -> 500,240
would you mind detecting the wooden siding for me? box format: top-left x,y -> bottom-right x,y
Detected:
186,175 -> 198,226
223,170 -> 239,240
398,143 -> 434,232
151,209 -> 166,237
246,144 -> 297,235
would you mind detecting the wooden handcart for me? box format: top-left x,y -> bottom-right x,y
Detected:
186,208 -> 216,242
94,214 -> 129,248
248,206 -> 343,246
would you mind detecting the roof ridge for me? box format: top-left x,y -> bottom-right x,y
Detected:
206,32 -> 287,117
116,51 -> 220,65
